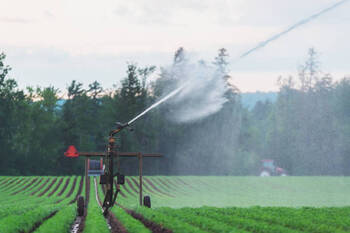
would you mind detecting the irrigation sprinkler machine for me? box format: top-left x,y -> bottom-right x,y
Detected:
64,121 -> 162,216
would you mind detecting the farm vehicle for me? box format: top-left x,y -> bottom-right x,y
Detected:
260,159 -> 287,176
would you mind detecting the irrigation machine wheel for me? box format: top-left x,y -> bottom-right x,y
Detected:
143,195 -> 151,208
77,195 -> 85,216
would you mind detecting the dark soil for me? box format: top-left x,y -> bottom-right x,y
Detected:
31,178 -> 50,195
108,211 -> 128,233
48,178 -> 64,197
58,178 -> 70,196
12,178 -> 38,195
38,178 -> 57,197
127,209 -> 173,233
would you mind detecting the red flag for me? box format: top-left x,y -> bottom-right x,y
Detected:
64,145 -> 79,157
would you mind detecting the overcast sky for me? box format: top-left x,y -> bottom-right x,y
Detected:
1,0 -> 349,92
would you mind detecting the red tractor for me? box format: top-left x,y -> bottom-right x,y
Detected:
259,159 -> 287,176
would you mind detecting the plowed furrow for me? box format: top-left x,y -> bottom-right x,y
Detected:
58,177 -> 70,196
38,178 -> 57,197
31,178 -> 50,195
27,178 -> 43,193
12,178 -> 38,195
48,178 -> 64,197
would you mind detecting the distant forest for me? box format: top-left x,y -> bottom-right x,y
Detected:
1,48 -> 349,176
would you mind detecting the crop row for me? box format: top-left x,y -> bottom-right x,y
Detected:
215,206 -> 350,233
84,177 -> 110,233
96,179 -> 151,233
0,176 -> 83,233
142,206 -> 350,233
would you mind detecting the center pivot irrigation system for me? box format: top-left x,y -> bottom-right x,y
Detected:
64,122 -> 162,216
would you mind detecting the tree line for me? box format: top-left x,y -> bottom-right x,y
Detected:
0,48 -> 349,176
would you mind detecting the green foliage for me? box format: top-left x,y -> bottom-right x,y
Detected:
0,48 -> 350,176
1,176 -> 350,233
158,207 -> 249,233
135,206 -> 207,233
96,181 -> 151,233
34,205 -> 76,233
84,178 -> 110,233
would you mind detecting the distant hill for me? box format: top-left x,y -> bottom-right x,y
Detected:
241,92 -> 277,109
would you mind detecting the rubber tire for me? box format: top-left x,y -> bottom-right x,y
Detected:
77,195 -> 85,216
143,196 -> 151,208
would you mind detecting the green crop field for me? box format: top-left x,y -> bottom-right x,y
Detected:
0,176 -> 350,233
